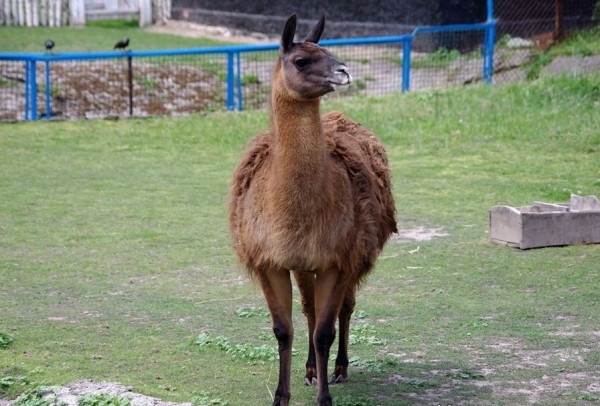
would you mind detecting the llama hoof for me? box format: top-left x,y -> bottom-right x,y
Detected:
329,373 -> 348,384
271,396 -> 289,406
304,367 -> 318,386
304,376 -> 318,386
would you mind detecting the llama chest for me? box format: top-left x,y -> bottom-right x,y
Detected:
244,183 -> 354,271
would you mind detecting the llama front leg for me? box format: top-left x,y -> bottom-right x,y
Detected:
257,268 -> 294,406
331,286 -> 355,384
293,271 -> 318,385
313,269 -> 346,406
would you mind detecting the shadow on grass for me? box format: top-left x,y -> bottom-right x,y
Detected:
330,360 -> 492,406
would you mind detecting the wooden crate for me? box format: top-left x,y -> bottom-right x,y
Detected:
489,195 -> 600,249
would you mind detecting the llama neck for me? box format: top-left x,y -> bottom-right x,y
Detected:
270,81 -> 327,198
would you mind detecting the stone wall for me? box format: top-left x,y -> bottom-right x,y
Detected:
170,0 -> 487,39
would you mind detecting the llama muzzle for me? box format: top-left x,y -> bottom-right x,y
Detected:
329,64 -> 352,90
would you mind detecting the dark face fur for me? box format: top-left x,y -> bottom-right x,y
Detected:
279,14 -> 352,101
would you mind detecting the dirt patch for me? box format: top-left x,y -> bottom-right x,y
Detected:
390,226 -> 449,243
146,20 -> 277,44
0,60 -> 222,121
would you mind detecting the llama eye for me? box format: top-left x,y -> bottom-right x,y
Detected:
293,58 -> 310,69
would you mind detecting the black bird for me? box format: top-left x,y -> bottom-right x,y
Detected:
114,38 -> 130,50
45,39 -> 55,51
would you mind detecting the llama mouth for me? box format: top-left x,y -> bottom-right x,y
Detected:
327,74 -> 353,90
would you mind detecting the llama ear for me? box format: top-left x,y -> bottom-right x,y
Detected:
280,13 -> 297,54
304,13 -> 325,44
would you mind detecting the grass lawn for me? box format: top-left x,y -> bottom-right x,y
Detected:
1,65 -> 600,406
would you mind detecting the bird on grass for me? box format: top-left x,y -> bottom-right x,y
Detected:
45,39 -> 55,52
114,38 -> 130,50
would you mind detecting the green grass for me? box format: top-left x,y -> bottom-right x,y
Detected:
1,73 -> 600,406
0,24 -> 234,53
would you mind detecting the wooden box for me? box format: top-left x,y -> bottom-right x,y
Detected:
489,195 -> 600,249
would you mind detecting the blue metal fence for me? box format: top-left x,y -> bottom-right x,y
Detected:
0,8 -> 496,121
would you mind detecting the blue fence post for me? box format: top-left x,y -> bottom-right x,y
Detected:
402,38 -> 412,92
226,51 -> 235,111
23,61 -> 30,120
236,52 -> 243,111
483,0 -> 496,85
45,60 -> 52,119
30,60 -> 38,120
24,60 -> 38,120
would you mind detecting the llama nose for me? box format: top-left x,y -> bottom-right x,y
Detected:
336,64 -> 352,84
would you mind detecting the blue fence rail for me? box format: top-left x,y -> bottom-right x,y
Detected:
0,19 -> 495,121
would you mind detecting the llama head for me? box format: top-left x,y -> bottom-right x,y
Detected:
277,13 -> 352,101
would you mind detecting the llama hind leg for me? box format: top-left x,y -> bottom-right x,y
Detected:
293,271 -> 317,386
331,286 -> 355,384
257,267 -> 294,406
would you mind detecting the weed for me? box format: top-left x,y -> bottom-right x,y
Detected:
348,356 -> 384,373
0,77 -> 20,88
78,394 -> 131,406
406,378 -> 438,388
446,369 -> 485,380
241,75 -> 260,86
192,391 -> 229,406
234,306 -> 269,318
349,322 -> 386,345
579,393 -> 600,401
135,76 -> 159,90
0,331 -> 14,348
14,387 -> 63,406
194,333 -> 296,363
335,396 -> 380,406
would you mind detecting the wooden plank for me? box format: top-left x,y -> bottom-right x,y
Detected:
521,211 -> 600,249
40,0 -> 47,26
490,195 -> 600,249
48,0 -> 54,26
55,0 -> 61,26
31,0 -> 38,26
2,0 -> 9,25
69,0 -> 85,25
17,0 -> 24,25
24,0 -> 31,26
11,0 -> 18,26
571,194 -> 600,211
138,0 -> 151,27
489,206 -> 522,248
530,202 -> 569,212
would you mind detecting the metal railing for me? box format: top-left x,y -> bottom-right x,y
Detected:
0,19 -> 495,121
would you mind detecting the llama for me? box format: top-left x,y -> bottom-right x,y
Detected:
228,13 -> 397,406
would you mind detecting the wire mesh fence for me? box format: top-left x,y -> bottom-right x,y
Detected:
1,24 -> 498,121
3,1 -> 599,122
495,0 -> 597,42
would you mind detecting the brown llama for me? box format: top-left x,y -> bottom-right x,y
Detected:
228,13 -> 397,406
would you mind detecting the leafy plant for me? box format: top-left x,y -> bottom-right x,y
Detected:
0,331 -> 14,348
349,322 -> 386,345
241,75 -> 260,86
194,333 -> 294,363
192,391 -> 229,406
14,387 -> 63,406
593,1 -> 600,24
77,394 -> 131,406
234,306 -> 269,318
446,369 -> 485,380
335,396 -> 380,406
348,356 -> 384,373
